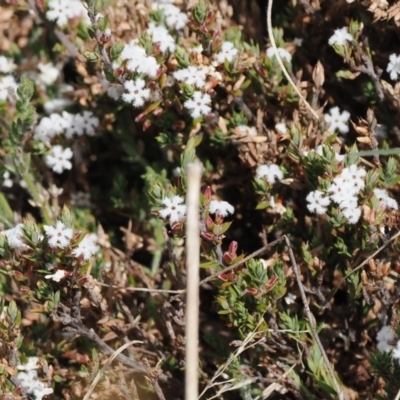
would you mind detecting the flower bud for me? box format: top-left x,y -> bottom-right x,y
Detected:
265,276 -> 278,291
246,287 -> 260,296
99,28 -> 112,44
205,216 -> 214,229
204,186 -> 212,200
201,231 -> 215,241
142,119 -> 152,131
223,251 -> 235,264
228,241 -> 238,255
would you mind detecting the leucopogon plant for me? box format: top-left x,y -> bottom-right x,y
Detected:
2,0 -> 400,399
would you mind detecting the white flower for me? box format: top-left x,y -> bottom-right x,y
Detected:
306,190 -> 330,214
1,224 -> 30,252
342,206 -> 361,224
376,325 -> 395,352
122,79 -> 150,107
45,269 -> 68,282
0,56 -> 16,73
45,145 -> 73,174
215,41 -> 238,64
159,4 -> 188,30
37,62 -> 59,86
46,0 -> 88,27
387,54 -> 400,81
72,233 -> 99,260
18,357 -> 40,371
266,47 -> 292,63
3,171 -> 13,188
341,164 -> 367,188
147,23 -> 176,52
256,164 -> 284,184
44,221 -> 73,249
328,27 -> 353,46
324,106 -> 350,134
159,195 -> 187,223
0,75 -> 18,102
173,66 -> 206,88
121,42 -> 160,78
209,200 -> 234,217
275,123 -> 287,134
61,111 -> 84,138
17,369 -> 53,400
80,111 -> 99,135
284,293 -> 296,305
183,91 -> 212,119
374,188 -> 399,210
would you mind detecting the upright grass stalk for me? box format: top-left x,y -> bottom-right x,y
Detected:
185,160 -> 203,400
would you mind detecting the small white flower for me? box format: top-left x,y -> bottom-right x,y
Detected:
324,106 -> 350,134
374,188 -> 399,210
209,200 -> 234,217
17,357 -> 40,371
256,164 -> 284,184
3,171 -> 13,188
266,47 -> 292,63
17,369 -> 53,400
328,27 -> 353,46
173,66 -> 206,88
147,23 -> 176,52
37,62 -> 59,86
159,4 -> 188,30
44,221 -> 73,249
387,54 -> 400,80
215,41 -> 238,64
183,91 -> 212,119
342,206 -> 361,224
45,269 -> 68,282
0,75 -> 18,102
284,292 -> 296,305
275,123 -> 287,134
44,98 -> 74,114
121,42 -> 160,78
46,0 -> 88,27
80,111 -> 99,136
45,145 -> 73,174
159,196 -> 187,223
377,325 -> 395,352
72,233 -> 99,260
306,190 -> 330,214
122,79 -> 150,107
0,56 -> 16,73
1,224 -> 30,252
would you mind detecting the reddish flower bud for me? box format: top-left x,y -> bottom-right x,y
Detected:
204,186 -> 212,200
228,241 -> 238,255
142,119 -> 152,131
113,68 -> 124,77
246,287 -> 260,296
205,216 -> 214,229
201,231 -> 215,241
265,276 -> 278,291
214,213 -> 224,225
153,108 -> 164,117
172,120 -> 186,130
135,112 -> 146,123
99,29 -> 112,44
12,270 -> 24,281
223,251 -> 235,265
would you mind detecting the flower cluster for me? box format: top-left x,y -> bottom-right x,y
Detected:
256,164 -> 284,184
17,357 -> 53,400
34,111 -> 99,141
324,106 -> 351,134
46,0 -> 89,27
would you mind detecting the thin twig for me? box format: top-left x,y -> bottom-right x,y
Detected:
185,161 -> 203,400
284,236 -> 346,400
328,229 -> 400,301
83,340 -> 143,400
266,0 -> 319,120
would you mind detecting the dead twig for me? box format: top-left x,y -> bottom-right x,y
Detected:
284,236 -> 346,400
